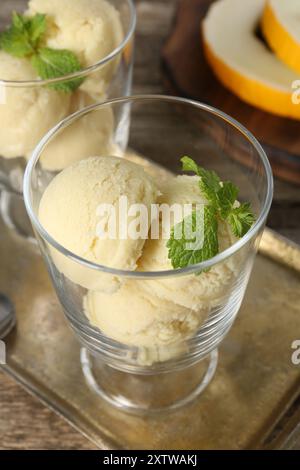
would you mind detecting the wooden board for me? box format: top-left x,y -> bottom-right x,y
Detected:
162,0 -> 300,184
0,371 -> 95,450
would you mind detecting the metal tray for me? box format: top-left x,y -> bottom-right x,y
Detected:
1,204 -> 300,449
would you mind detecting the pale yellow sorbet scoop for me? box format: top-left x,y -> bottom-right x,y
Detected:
38,156 -> 160,292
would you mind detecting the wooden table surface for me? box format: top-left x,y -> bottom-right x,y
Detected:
1,0 -> 300,450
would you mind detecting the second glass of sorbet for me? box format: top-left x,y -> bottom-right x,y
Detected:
0,0 -> 136,238
24,96 -> 273,413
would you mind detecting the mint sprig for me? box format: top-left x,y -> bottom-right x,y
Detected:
182,155 -> 221,206
32,48 -> 84,92
0,12 -> 40,57
167,206 -> 219,269
217,182 -> 238,219
167,157 -> 256,270
26,13 -> 47,48
0,12 -> 84,92
227,202 -> 256,238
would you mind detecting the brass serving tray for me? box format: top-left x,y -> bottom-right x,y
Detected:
1,210 -> 300,449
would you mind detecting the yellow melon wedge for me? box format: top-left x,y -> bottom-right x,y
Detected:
262,0 -> 300,74
202,0 -> 300,120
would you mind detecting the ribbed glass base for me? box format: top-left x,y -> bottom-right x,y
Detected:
80,347 -> 218,414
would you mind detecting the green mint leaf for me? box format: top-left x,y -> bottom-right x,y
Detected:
198,167 -> 221,206
167,206 -> 219,269
0,13 -> 83,93
12,12 -> 27,30
228,202 -> 256,238
181,156 -> 255,237
0,29 -> 33,57
181,156 -> 221,206
31,47 -> 84,92
181,156 -> 201,175
0,12 -> 46,57
27,13 -> 46,48
217,181 -> 239,219
0,16 -> 34,57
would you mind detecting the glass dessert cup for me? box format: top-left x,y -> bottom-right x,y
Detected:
24,96 -> 273,413
0,0 -> 136,240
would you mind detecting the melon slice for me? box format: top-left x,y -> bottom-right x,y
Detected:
262,0 -> 300,74
202,0 -> 300,119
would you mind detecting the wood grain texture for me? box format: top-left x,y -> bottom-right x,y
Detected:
0,371 -> 95,450
162,0 -> 300,184
0,0 -> 300,450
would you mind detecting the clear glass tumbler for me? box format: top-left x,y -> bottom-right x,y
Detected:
0,0 -> 136,239
24,96 -> 273,413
